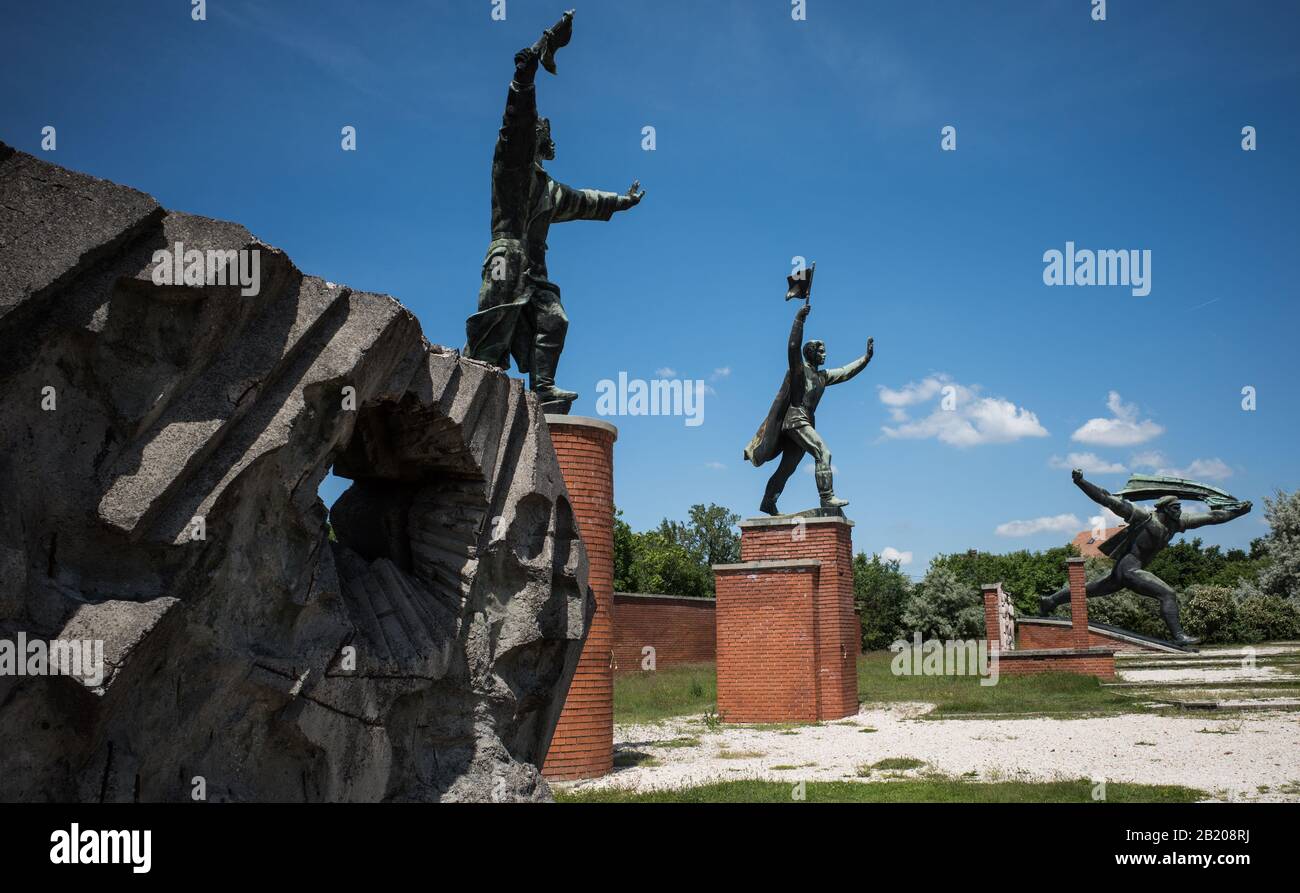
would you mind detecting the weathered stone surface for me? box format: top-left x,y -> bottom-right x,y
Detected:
0,142 -> 592,802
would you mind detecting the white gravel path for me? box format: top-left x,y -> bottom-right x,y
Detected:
565,704 -> 1300,802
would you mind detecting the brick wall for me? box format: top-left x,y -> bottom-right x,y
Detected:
1017,620 -> 1158,653
541,416 -> 616,781
994,648 -> 1117,678
713,517 -> 858,722
612,593 -> 715,673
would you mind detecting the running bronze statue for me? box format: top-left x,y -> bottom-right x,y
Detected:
464,9 -> 645,411
744,268 -> 874,516
1040,469 -> 1253,646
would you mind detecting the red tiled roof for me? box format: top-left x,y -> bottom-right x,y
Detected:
1072,525 -> 1127,558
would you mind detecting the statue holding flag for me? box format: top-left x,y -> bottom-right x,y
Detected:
1039,470 -> 1252,646
744,263 -> 874,515
463,9 -> 645,411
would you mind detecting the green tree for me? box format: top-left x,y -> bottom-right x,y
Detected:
853,553 -> 911,650
610,503 -> 740,598
900,565 -> 983,640
1256,488 -> 1300,601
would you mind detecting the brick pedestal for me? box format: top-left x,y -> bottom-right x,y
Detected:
712,516 -> 858,723
541,415 -> 617,781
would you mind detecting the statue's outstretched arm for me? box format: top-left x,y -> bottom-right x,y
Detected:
1182,501 -> 1252,530
550,180 -> 644,223
826,337 -> 874,385
1073,471 -> 1137,521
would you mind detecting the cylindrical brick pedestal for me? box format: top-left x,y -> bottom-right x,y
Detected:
542,415 -> 617,781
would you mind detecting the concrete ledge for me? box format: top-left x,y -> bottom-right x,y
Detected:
999,646 -> 1117,658
544,414 -> 619,440
738,515 -> 855,529
712,558 -> 822,572
615,591 -> 716,605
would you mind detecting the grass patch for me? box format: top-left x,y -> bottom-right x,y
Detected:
869,757 -> 926,771
655,736 -> 701,749
717,749 -> 765,760
556,778 -> 1207,803
858,650 -> 1145,717
858,727 -> 878,733
614,664 -> 716,724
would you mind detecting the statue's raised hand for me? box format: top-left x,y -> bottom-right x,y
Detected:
796,303 -> 811,322
866,337 -> 874,359
621,180 -> 645,208
1072,468 -> 1085,484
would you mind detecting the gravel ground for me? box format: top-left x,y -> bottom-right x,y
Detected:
563,704 -> 1300,802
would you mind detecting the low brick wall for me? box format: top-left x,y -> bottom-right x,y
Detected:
1017,619 -> 1154,654
612,593 -> 715,673
994,647 -> 1117,678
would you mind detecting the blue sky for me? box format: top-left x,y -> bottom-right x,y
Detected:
4,0 -> 1297,574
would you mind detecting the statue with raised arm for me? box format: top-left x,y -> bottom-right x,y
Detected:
1039,469 -> 1253,646
464,9 -> 645,411
744,301 -> 873,515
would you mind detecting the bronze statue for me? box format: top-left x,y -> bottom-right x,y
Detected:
464,10 -> 644,411
1040,469 -> 1252,646
745,299 -> 873,515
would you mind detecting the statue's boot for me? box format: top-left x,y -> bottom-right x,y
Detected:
530,350 -> 577,404
1160,598 -> 1201,646
816,470 -> 848,510
759,496 -> 780,516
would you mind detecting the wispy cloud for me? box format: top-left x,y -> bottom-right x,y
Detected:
995,514 -> 1082,537
1049,452 -> 1126,474
1071,391 -> 1163,447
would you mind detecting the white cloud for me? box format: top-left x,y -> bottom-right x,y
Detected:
1162,457 -> 1233,481
878,376 -> 946,408
1071,391 -> 1163,446
711,367 -> 731,380
878,375 -> 1047,448
1089,507 -> 1125,532
1131,450 -> 1167,469
880,546 -> 913,566
704,461 -> 726,471
654,366 -> 677,378
995,513 -> 1082,537
1049,452 -> 1126,474
1131,451 -> 1233,481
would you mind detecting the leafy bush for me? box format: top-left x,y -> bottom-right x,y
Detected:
1231,583 -> 1300,642
1181,585 -> 1237,642
899,566 -> 983,641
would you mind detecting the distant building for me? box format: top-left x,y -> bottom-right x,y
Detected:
1072,525 -> 1126,558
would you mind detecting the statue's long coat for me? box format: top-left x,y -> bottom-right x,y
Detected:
465,77 -> 623,371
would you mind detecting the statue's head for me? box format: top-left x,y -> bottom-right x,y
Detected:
1155,495 -> 1182,522
802,339 -> 826,367
535,117 -> 556,162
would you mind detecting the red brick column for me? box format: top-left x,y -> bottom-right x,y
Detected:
713,516 -> 858,722
982,584 -> 1002,652
1066,557 -> 1089,649
541,415 -> 617,781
